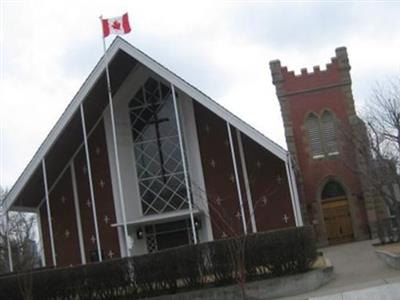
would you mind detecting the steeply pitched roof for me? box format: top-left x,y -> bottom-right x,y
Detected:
3,37 -> 287,212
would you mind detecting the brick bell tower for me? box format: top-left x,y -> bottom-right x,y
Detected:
269,47 -> 380,245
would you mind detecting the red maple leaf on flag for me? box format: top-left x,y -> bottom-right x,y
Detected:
102,13 -> 131,38
112,20 -> 121,30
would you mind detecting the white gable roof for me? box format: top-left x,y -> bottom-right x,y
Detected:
3,37 -> 287,212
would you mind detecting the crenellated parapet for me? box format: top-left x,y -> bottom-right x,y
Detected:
270,47 -> 352,97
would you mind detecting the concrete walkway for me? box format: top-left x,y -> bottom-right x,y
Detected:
276,240 -> 400,300
309,282 -> 400,300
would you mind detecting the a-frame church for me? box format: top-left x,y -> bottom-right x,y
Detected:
2,37 -> 302,269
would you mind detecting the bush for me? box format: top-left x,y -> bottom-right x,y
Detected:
376,217 -> 399,244
0,226 -> 316,299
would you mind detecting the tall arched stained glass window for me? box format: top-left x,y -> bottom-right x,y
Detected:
321,111 -> 339,156
306,113 -> 324,158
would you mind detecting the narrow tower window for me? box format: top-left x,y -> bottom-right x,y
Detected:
321,111 -> 339,156
306,114 -> 324,159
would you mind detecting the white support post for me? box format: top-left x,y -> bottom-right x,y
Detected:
80,104 -> 102,261
171,84 -> 198,244
236,129 -> 257,233
70,161 -> 86,264
227,122 -> 247,234
285,158 -> 298,226
5,212 -> 13,272
42,159 -> 57,266
35,208 -> 46,267
287,154 -> 303,226
100,36 -> 130,257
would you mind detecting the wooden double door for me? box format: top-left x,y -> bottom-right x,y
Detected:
322,198 -> 354,244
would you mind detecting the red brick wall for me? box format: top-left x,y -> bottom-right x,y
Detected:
39,119 -> 121,266
273,53 -> 369,238
73,120 -> 120,261
50,171 -> 81,266
285,64 -> 361,197
39,169 -> 81,267
194,102 -> 244,238
230,131 -> 253,233
241,134 -> 295,230
194,102 -> 296,237
73,149 -> 98,262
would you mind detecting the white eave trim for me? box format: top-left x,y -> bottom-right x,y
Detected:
117,39 -> 287,161
4,37 -> 287,212
3,39 -> 122,212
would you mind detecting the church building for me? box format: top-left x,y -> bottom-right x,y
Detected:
2,37 -> 302,269
270,47 -> 386,245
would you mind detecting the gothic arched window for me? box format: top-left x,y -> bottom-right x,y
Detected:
306,113 -> 324,159
321,111 -> 339,156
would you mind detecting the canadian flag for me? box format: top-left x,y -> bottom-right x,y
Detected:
102,13 -> 131,38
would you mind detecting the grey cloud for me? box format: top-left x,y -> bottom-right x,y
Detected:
226,3 -> 400,50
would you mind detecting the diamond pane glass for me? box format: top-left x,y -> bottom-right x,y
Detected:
129,78 -> 189,215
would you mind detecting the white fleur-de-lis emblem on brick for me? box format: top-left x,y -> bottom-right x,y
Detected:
235,211 -> 241,219
210,159 -> 216,168
82,165 -> 87,174
104,215 -> 110,225
99,179 -> 105,189
256,161 -> 262,168
86,199 -> 91,208
282,214 -> 290,224
95,146 -> 101,155
64,229 -> 70,238
108,250 -> 114,258
261,196 -> 268,205
230,173 -> 235,183
90,235 -> 96,244
221,232 -> 227,238
277,175 -> 283,184
215,196 -> 223,205
61,196 -> 66,204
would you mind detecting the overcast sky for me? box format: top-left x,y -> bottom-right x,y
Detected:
1,0 -> 400,189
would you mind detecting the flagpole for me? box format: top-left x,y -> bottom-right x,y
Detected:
100,16 -> 130,258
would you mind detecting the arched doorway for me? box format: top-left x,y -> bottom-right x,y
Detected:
321,181 -> 354,244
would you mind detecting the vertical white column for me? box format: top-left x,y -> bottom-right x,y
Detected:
80,104 -> 102,261
101,36 -> 130,257
70,162 -> 86,264
285,158 -> 298,226
5,212 -> 13,272
236,130 -> 257,233
35,208 -> 46,267
287,154 -> 303,226
227,122 -> 247,234
42,159 -> 57,266
171,84 -> 198,244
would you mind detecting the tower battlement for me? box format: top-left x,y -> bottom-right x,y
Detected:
270,47 -> 351,95
270,46 -> 374,246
